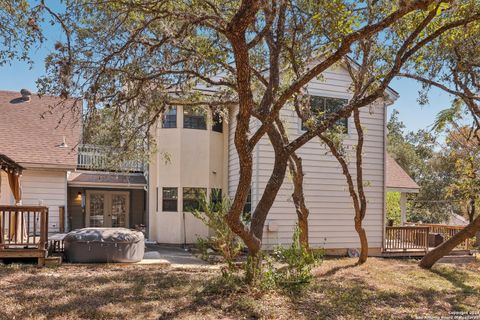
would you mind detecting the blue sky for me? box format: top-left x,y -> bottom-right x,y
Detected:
0,11 -> 455,135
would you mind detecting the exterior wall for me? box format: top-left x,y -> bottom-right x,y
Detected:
229,65 -> 387,251
67,186 -> 146,231
22,170 -> 68,233
1,169 -> 68,233
149,106 -> 228,243
68,187 -> 84,230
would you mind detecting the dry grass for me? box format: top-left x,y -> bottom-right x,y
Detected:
0,258 -> 479,319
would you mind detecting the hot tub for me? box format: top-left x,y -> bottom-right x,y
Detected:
64,228 -> 145,263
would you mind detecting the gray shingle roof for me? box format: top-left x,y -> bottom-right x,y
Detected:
386,154 -> 420,191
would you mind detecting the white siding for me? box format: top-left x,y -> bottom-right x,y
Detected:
228,106 -> 261,206
20,170 -> 67,233
228,65 -> 387,250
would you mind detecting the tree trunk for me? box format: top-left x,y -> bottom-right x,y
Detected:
355,216 -> 369,264
419,214 -> 480,269
249,125 -> 290,243
249,155 -> 289,242
289,154 -> 310,249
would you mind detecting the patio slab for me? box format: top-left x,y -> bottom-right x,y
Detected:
143,244 -> 208,265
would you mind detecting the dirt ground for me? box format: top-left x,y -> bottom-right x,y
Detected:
0,257 -> 479,320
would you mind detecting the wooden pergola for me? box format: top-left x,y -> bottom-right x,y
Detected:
0,153 -> 24,176
0,154 -> 49,266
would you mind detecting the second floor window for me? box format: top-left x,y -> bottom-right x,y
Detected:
162,187 -> 178,212
162,107 -> 177,128
212,112 -> 223,133
301,96 -> 348,132
183,187 -> 207,211
184,107 -> 207,130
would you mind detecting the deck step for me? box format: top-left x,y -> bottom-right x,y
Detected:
442,250 -> 472,256
437,254 -> 476,264
45,256 -> 62,266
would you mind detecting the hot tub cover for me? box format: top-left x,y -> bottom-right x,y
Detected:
64,228 -> 144,243
64,228 -> 145,263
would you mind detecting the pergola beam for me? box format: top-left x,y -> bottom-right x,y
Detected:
0,154 -> 24,175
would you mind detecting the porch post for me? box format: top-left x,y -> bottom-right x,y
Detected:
400,192 -> 407,225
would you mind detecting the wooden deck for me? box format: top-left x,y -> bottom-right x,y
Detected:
0,205 -> 49,265
383,224 -> 474,257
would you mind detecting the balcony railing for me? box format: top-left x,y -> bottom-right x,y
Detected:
77,144 -> 144,173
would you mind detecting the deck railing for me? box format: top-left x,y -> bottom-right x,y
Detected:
0,205 -> 49,249
77,144 -> 144,172
385,224 -> 473,253
385,226 -> 430,252
415,224 -> 472,250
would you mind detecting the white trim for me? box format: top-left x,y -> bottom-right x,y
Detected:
68,181 -> 145,189
19,162 -> 76,170
386,187 -> 420,193
382,100 -> 387,251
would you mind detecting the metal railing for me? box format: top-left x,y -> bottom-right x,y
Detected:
77,144 -> 144,172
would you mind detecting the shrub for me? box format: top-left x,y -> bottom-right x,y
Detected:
261,226 -> 323,292
192,191 -> 244,270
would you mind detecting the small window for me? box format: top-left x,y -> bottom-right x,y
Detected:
162,107 -> 177,128
162,187 -> 178,212
243,188 -> 252,214
183,187 -> 207,211
212,112 -> 223,133
242,188 -> 252,223
301,96 -> 348,132
184,107 -> 207,130
211,188 -> 222,206
156,187 -> 159,212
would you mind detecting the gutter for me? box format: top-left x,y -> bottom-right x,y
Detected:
19,162 -> 77,171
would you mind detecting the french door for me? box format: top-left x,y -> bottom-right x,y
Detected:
86,191 -> 130,228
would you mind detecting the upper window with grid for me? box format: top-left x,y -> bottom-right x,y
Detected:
162,107 -> 177,128
184,107 -> 207,130
301,96 -> 348,132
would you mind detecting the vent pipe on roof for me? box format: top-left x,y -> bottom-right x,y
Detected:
58,136 -> 68,148
20,89 -> 32,101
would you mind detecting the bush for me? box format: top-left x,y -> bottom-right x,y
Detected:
192,191 -> 244,270
260,226 -> 323,292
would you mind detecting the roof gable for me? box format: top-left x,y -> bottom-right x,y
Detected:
386,154 -> 420,192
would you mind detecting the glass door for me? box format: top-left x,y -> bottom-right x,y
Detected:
86,192 -> 106,227
86,191 -> 130,228
110,192 -> 129,227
